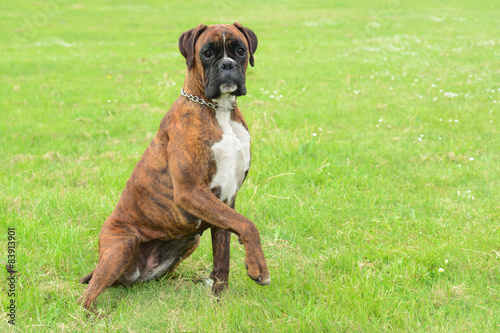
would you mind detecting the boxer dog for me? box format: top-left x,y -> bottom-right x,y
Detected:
78,22 -> 270,314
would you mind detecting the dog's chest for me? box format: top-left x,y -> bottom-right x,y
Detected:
210,111 -> 250,204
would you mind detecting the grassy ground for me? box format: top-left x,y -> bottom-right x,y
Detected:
1,0 -> 499,331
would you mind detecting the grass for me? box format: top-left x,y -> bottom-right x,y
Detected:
1,0 -> 499,331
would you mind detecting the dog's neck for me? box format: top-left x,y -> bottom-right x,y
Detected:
213,93 -> 236,112
180,88 -> 236,112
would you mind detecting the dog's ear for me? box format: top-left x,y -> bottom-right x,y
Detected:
233,22 -> 258,67
179,23 -> 207,71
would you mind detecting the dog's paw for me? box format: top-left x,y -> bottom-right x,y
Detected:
245,259 -> 270,286
249,272 -> 271,286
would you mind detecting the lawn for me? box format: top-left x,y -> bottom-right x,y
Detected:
1,0 -> 499,331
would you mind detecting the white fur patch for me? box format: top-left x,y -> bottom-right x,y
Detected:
129,267 -> 140,282
210,104 -> 250,204
222,33 -> 236,63
138,257 -> 176,282
214,93 -> 235,110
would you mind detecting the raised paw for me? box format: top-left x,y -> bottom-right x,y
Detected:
245,252 -> 271,286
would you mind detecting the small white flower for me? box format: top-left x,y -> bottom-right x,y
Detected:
444,92 -> 458,98
312,133 -> 317,137
454,119 -> 459,123
438,268 -> 444,273
439,137 -> 442,140
354,90 -> 360,94
418,137 -> 422,141
439,118 -> 442,121
433,97 -> 438,102
379,119 -> 383,122
389,87 -> 393,90
445,260 -> 449,265
469,157 -> 474,161
458,190 -> 460,195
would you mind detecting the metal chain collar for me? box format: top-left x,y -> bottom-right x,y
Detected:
180,89 -> 235,112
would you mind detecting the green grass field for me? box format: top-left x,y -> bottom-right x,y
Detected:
1,0 -> 499,331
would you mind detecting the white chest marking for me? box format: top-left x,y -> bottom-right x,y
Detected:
210,103 -> 250,204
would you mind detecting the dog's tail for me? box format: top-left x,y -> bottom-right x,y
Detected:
79,271 -> 94,284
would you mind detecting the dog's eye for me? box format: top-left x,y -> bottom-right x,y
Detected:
237,48 -> 245,56
203,50 -> 212,58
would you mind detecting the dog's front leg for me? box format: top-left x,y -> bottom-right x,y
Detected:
174,187 -> 269,285
210,226 -> 231,295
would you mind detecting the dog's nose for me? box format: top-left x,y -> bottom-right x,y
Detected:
219,59 -> 235,71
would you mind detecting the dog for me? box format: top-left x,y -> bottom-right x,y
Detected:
78,22 -> 270,314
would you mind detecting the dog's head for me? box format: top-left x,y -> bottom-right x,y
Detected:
179,22 -> 258,99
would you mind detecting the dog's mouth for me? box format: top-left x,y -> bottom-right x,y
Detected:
204,60 -> 246,99
220,83 -> 238,94
205,78 -> 245,99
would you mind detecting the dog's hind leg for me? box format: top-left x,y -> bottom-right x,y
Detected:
78,223 -> 140,314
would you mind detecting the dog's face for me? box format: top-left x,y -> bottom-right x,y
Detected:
179,23 -> 258,99
198,29 -> 248,99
